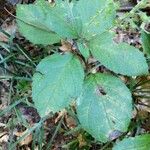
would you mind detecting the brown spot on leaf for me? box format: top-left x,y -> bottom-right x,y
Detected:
95,85 -> 107,96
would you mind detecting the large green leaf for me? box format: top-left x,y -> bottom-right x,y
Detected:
141,30 -> 150,57
89,32 -> 148,76
77,73 -> 132,142
32,53 -> 84,117
16,1 -> 80,45
17,0 -> 116,43
16,4 -> 61,45
113,134 -> 150,150
74,0 -> 116,39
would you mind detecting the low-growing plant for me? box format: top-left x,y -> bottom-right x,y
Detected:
16,0 -> 150,149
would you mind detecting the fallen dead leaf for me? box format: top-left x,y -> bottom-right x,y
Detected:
0,21 -> 17,42
0,132 -> 9,143
6,0 -> 21,5
0,123 -> 6,128
14,129 -> 32,146
138,109 -> 149,119
77,134 -> 87,148
55,109 -> 66,123
16,104 -> 41,125
59,40 -> 73,52
137,101 -> 150,113
65,115 -> 77,129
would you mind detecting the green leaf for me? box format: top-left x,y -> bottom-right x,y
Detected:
89,32 -> 148,76
77,42 -> 90,60
17,0 -> 116,43
113,134 -> 150,150
77,73 -> 132,142
44,0 -> 81,38
141,30 -> 150,57
16,1 -> 80,45
16,4 -> 61,45
74,0 -> 116,39
32,53 -> 84,117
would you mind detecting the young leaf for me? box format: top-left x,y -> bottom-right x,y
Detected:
89,32 -> 148,76
16,4 -> 61,45
141,30 -> 150,57
74,0 -> 116,40
32,53 -> 84,117
77,73 -> 132,142
77,42 -> 90,60
113,134 -> 150,150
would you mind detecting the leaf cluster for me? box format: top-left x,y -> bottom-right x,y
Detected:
16,0 -> 150,148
